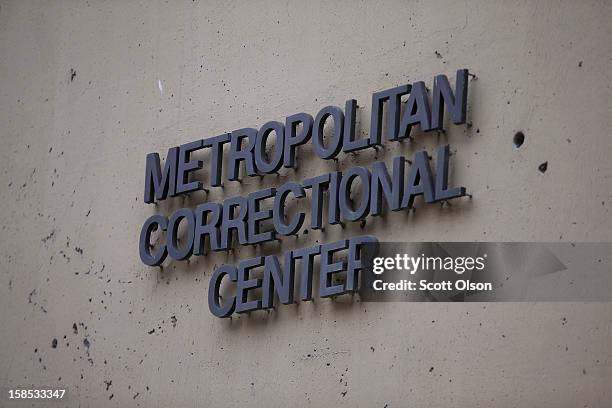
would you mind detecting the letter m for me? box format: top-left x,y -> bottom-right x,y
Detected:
144,147 -> 178,203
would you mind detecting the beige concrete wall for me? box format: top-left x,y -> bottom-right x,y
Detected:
1,0 -> 611,406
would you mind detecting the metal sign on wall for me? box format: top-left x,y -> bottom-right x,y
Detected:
138,69 -> 470,317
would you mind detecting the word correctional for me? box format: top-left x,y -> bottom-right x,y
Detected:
139,144 -> 464,266
208,236 -> 376,318
138,69 -> 472,317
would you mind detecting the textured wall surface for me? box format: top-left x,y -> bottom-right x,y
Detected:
1,0 -> 611,407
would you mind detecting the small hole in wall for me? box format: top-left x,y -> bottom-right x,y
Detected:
513,131 -> 525,149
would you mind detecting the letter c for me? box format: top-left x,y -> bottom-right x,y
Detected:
373,280 -> 383,290
208,265 -> 237,318
139,214 -> 168,266
274,182 -> 305,235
